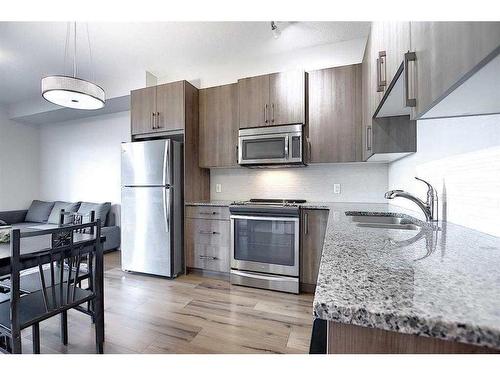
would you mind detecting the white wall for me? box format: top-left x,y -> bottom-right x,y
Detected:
0,106 -> 40,210
388,114 -> 500,236
210,163 -> 388,203
39,111 -> 130,206
159,38 -> 367,89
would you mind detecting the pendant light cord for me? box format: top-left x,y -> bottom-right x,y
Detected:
86,23 -> 94,82
62,22 -> 94,81
63,22 -> 70,76
73,21 -> 77,78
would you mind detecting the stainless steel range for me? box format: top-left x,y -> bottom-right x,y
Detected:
229,199 -> 305,294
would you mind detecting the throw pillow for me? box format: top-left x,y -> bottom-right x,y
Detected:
47,201 -> 81,224
25,200 -> 55,223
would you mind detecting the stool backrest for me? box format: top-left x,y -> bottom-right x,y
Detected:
9,220 -> 102,331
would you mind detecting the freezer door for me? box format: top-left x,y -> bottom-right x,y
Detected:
121,139 -> 172,186
121,186 -> 173,276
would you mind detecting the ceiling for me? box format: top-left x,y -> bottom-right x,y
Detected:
0,22 -> 370,106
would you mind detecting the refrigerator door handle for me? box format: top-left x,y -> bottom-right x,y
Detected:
163,140 -> 171,186
163,187 -> 171,233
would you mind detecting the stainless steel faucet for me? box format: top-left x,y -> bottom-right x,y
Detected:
384,177 -> 438,222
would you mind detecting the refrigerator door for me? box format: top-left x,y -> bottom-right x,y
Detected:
121,186 -> 173,276
121,139 -> 172,186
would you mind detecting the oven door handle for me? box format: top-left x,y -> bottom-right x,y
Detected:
230,215 -> 299,222
231,270 -> 293,281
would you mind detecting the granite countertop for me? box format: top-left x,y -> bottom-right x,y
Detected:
185,200 -> 232,207
312,202 -> 500,350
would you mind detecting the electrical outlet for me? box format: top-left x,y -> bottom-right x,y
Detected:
215,183 -> 222,193
333,183 -> 341,194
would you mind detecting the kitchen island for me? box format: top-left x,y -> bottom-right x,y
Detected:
310,202 -> 500,353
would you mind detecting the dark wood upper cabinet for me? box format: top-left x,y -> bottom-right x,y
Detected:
156,81 -> 185,131
131,81 -> 186,136
269,71 -> 306,126
238,75 -> 269,129
199,83 -> 239,168
130,86 -> 156,135
238,71 -> 306,129
409,22 -> 500,119
308,64 -> 363,163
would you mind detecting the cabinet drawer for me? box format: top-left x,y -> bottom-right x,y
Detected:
186,243 -> 230,273
185,218 -> 230,246
185,205 -> 230,220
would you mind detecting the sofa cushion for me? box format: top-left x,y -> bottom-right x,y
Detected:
78,202 -> 111,227
47,201 -> 80,224
25,200 -> 55,223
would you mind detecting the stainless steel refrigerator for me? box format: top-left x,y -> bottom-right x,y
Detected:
120,139 -> 183,277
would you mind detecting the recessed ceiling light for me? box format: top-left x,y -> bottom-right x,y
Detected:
41,23 -> 105,110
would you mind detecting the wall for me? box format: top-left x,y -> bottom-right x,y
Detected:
159,38 -> 367,89
0,106 -> 40,210
210,163 -> 388,203
39,111 -> 130,207
388,114 -> 500,236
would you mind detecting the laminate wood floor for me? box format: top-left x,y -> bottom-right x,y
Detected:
17,251 -> 315,354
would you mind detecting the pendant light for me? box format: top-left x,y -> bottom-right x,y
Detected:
41,22 -> 105,110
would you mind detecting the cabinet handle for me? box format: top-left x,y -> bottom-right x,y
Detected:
156,112 -> 161,128
271,103 -> 275,123
307,137 -> 312,162
199,231 -> 220,235
376,51 -> 386,92
199,211 -> 218,216
304,212 -> 309,235
264,104 -> 268,124
404,51 -> 417,107
199,255 -> 218,260
379,51 -> 386,88
367,126 -> 372,151
151,112 -> 156,129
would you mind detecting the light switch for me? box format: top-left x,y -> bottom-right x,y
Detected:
216,183 -> 222,193
333,183 -> 341,194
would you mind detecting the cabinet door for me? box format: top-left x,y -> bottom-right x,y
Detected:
410,22 -> 500,118
269,71 -> 306,126
131,86 -> 156,135
308,65 -> 362,163
185,218 -> 230,273
370,22 -> 386,111
362,32 -> 374,161
238,75 -> 270,128
199,84 -> 239,168
382,21 -> 411,84
156,81 -> 185,131
300,209 -> 329,287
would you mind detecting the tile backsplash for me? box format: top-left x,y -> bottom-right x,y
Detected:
210,163 -> 388,203
389,114 -> 500,236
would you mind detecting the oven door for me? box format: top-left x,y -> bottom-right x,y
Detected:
230,215 -> 299,277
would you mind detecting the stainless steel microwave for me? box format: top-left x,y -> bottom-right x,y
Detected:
237,124 -> 304,167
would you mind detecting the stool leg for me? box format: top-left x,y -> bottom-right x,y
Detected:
61,311 -> 68,345
32,323 -> 41,354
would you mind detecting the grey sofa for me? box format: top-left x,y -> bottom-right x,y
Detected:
0,200 -> 120,252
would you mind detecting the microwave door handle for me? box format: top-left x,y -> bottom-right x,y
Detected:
284,135 -> 289,159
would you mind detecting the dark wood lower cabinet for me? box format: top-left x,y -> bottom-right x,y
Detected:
300,209 -> 329,292
327,322 -> 498,354
185,210 -> 231,274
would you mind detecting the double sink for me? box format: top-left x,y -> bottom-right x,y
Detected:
349,214 -> 421,231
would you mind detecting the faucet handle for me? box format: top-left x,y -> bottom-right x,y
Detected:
415,177 -> 433,190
